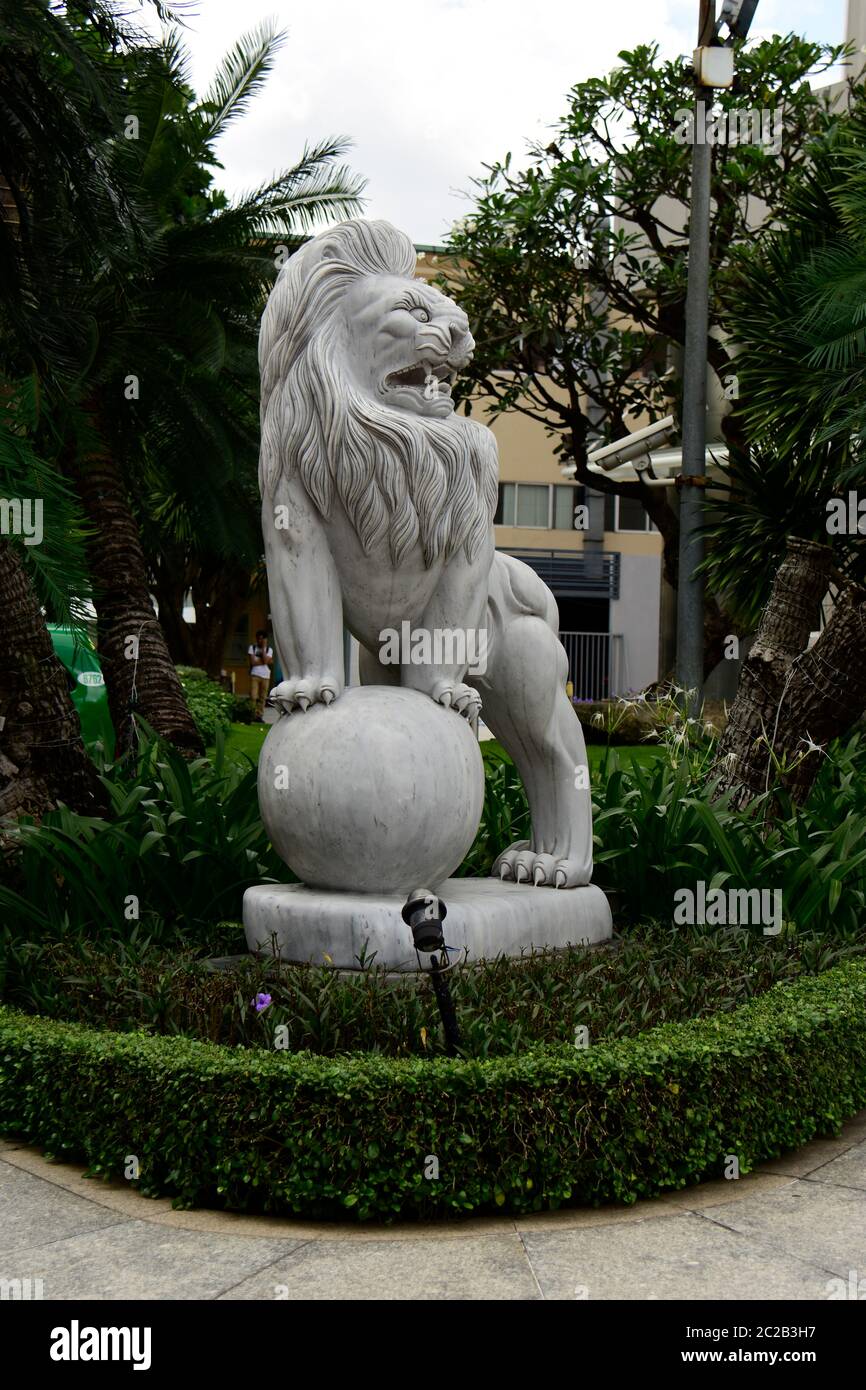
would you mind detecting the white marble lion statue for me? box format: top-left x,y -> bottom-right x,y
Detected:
258,219 -> 592,887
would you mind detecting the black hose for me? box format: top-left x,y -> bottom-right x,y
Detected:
429,952 -> 461,1056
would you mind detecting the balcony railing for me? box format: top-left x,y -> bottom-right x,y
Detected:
559,631 -> 624,702
506,549 -> 620,599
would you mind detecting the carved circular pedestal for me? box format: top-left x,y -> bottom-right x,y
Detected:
257,685 -> 484,895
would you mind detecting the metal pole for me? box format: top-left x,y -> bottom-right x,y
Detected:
675,0 -> 715,715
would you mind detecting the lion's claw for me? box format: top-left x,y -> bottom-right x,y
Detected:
428,680 -> 482,731
492,841 -> 588,889
268,678 -> 343,716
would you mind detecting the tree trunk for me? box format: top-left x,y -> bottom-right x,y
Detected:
711,536 -> 838,809
775,578 -> 866,803
0,540 -> 106,819
702,593 -> 739,682
74,446 -> 203,758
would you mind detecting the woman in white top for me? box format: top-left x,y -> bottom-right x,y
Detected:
247,629 -> 273,720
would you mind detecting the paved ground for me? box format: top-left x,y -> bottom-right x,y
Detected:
2,1115 -> 865,1300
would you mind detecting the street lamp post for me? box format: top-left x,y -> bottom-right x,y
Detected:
675,0 -> 716,716
676,0 -> 760,714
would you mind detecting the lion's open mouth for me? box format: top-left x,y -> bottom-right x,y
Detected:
383,362 -> 454,397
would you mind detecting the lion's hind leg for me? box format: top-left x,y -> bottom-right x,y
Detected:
470,553 -> 592,887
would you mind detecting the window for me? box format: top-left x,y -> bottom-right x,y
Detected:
603,494 -> 654,533
495,483 -> 516,525
495,483 -> 586,530
516,484 -> 549,527
554,484 -> 583,530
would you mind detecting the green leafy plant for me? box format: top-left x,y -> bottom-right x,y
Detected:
459,726 -> 866,937
0,729 -> 285,944
176,669 -> 235,745
229,695 -> 256,724
3,920 -> 861,1060
457,742 -> 529,877
590,732 -> 866,934
2,959 -> 865,1220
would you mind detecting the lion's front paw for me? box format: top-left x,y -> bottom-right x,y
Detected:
492,841 -> 584,889
267,677 -> 343,716
429,679 -> 482,729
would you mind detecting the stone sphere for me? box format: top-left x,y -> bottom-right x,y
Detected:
258,685 -> 485,895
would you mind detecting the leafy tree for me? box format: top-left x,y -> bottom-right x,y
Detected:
71,21 -> 364,754
710,115 -> 866,807
0,387 -> 106,818
1,6 -> 364,764
442,35 -> 851,674
0,0 -> 161,812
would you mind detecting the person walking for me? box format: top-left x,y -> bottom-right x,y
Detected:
248,628 -> 273,720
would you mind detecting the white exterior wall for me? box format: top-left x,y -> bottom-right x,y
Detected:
610,552 -> 662,694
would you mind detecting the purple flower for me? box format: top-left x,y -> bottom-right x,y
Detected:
252,992 -> 272,1013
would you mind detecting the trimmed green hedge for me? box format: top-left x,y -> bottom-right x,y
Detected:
2,960 -> 866,1221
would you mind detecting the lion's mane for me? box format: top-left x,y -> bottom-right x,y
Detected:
259,220 -> 498,567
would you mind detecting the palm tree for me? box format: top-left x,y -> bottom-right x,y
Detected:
0,388 -> 106,817
69,22 -> 364,754
708,116 -> 866,806
0,0 -> 153,811
1,9 -> 365,760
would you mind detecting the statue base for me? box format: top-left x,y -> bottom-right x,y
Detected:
243,878 -> 613,972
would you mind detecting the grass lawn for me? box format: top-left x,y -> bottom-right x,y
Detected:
214,720 -> 665,771
215,720 -> 269,765
586,742 -> 662,771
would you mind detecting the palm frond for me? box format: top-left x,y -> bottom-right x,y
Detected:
0,379 -> 92,624
216,140 -> 367,237
798,244 -> 866,371
196,20 -> 285,142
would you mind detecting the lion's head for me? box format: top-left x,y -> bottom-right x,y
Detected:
259,220 -> 498,567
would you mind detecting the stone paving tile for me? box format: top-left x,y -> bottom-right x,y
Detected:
755,1111 -> 866,1163
802,1140 -> 866,1194
220,1232 -> 541,1301
701,1178 -> 866,1281
0,1159 -> 126,1255
521,1210 -> 833,1301
0,1221 -> 305,1300
756,1134 -> 866,1180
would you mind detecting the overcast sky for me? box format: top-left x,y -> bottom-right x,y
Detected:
142,0 -> 847,244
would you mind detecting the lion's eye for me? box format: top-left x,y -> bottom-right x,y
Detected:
408,306 -> 430,323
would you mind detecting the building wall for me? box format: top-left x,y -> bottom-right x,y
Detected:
610,553 -> 663,693
414,255 -> 664,692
